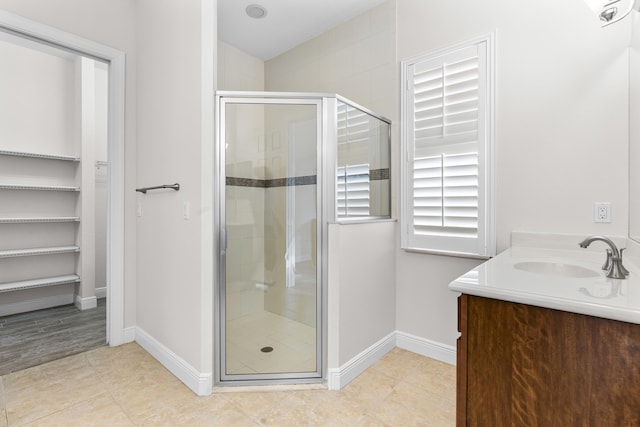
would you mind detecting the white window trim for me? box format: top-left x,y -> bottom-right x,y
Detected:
400,32 -> 496,258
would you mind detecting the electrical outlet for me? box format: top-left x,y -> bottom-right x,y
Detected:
594,202 -> 611,223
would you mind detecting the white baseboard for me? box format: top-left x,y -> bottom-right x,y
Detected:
134,327 -> 212,396
74,294 -> 97,311
110,328 -> 453,395
395,331 -> 456,366
326,331 -> 456,390
327,331 -> 396,390
95,286 -> 107,299
0,294 -> 74,317
123,326 -> 136,343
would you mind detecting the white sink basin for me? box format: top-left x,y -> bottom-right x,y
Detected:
513,261 -> 600,278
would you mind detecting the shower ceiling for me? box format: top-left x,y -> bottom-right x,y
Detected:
218,0 -> 386,60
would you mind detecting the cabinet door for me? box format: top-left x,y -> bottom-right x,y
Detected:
460,295 -> 640,426
463,295 -> 515,426
456,295 -> 467,426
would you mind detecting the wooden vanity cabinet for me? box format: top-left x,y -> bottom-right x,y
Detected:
456,294 -> 640,426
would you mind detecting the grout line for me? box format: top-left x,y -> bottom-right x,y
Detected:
217,394 -> 269,426
104,382 -> 136,426
18,392 -> 116,427
91,348 -> 138,426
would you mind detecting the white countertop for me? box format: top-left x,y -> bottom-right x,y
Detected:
448,233 -> 640,324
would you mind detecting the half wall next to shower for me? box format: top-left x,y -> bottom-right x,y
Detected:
216,92 -> 390,385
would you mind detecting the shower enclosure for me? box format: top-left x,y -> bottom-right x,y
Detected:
216,92 -> 390,384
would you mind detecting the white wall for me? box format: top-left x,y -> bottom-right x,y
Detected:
218,41 -> 264,91
0,38 -> 76,154
265,0 -> 396,121
135,0 -> 215,382
396,0 -> 631,348
0,0 -> 137,322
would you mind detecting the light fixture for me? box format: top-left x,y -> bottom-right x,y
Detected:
583,0 -> 640,27
246,4 -> 267,19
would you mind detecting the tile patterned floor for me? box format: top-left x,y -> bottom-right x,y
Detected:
226,310 -> 316,374
0,343 -> 455,426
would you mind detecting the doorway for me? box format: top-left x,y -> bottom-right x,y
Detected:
0,10 -> 127,369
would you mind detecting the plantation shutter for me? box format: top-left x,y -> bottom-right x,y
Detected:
337,164 -> 370,217
337,102 -> 369,146
402,35 -> 494,257
337,102 -> 371,218
412,152 -> 478,236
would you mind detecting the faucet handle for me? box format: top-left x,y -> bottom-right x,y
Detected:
619,248 -> 630,276
602,249 -> 613,271
606,248 -> 629,279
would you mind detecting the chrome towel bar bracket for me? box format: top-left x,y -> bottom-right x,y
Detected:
135,183 -> 180,194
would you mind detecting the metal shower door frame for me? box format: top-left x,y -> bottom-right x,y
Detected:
214,91 -> 333,385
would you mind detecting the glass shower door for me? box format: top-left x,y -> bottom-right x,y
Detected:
219,96 -> 321,382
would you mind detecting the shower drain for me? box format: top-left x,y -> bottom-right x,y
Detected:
260,346 -> 274,353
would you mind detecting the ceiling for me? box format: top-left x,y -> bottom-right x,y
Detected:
217,0 -> 387,61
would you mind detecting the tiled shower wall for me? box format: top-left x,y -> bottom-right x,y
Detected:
223,98 -> 318,326
263,105 -> 317,327
224,102 -> 267,321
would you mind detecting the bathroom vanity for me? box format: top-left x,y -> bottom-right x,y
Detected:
449,234 -> 640,426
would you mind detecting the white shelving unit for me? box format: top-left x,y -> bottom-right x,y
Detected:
0,46 -> 110,317
0,217 -> 80,224
0,184 -> 80,192
0,149 -> 80,162
0,246 -> 80,258
0,149 -> 81,313
0,275 -> 80,293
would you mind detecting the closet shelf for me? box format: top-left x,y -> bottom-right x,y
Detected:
0,149 -> 79,162
0,246 -> 80,258
0,274 -> 80,293
0,184 -> 80,192
0,217 -> 80,224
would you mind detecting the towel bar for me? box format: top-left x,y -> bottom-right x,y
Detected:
135,183 -> 180,194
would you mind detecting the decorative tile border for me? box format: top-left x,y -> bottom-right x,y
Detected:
226,168 -> 388,188
225,177 -> 267,188
266,175 -> 317,187
226,175 -> 317,188
370,168 -> 390,181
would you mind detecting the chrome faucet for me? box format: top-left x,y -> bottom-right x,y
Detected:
578,235 -> 629,279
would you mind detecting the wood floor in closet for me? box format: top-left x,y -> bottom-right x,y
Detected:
0,298 -> 106,376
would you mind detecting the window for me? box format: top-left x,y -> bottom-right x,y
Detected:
401,33 -> 495,257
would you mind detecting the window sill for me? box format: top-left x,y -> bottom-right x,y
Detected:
401,246 -> 491,260
332,217 -> 396,226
